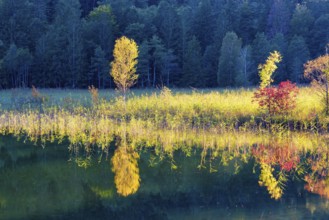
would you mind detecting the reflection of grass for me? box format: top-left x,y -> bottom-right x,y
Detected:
1,130 -> 329,218
0,108 -> 326,154
91,186 -> 114,199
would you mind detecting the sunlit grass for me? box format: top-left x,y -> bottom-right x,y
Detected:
0,87 -> 323,123
0,86 -> 327,150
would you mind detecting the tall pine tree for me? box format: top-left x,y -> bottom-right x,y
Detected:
182,36 -> 203,87
217,32 -> 242,87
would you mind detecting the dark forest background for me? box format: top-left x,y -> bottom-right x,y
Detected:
0,0 -> 328,89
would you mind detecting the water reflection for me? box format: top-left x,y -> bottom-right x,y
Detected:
1,129 -> 329,218
304,147 -> 329,199
112,145 -> 140,197
252,144 -> 301,200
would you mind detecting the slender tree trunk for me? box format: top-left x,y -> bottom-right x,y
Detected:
98,69 -> 101,88
153,64 -> 156,87
326,79 -> 329,115
147,66 -> 150,87
242,47 -> 248,86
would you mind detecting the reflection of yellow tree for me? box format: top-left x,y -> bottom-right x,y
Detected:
258,163 -> 284,200
111,146 -> 140,197
253,144 -> 300,200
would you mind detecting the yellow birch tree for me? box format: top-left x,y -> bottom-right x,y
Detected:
111,36 -> 138,99
259,51 -> 282,88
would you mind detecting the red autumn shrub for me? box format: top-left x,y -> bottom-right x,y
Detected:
253,80 -> 299,115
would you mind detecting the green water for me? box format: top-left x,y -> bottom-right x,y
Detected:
0,135 -> 329,220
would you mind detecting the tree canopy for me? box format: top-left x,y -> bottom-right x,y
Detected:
111,36 -> 139,95
0,0 -> 328,88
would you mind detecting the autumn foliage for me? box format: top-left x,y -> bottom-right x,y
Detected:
252,144 -> 300,200
258,51 -> 282,89
112,146 -> 140,197
304,54 -> 329,115
253,80 -> 299,115
252,144 -> 300,172
111,36 -> 139,96
304,54 -> 329,82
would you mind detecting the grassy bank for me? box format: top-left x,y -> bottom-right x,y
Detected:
0,87 -> 326,132
0,86 -> 327,155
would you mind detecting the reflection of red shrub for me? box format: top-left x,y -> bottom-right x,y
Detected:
253,81 -> 299,115
252,144 -> 300,171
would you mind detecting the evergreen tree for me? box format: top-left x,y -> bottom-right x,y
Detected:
182,36 -> 203,87
33,34 -> 50,87
136,6 -> 158,40
156,1 -> 180,50
307,1 -> 329,20
309,14 -> 329,57
250,32 -> 271,84
124,23 -> 146,44
202,44 -> 219,87
79,0 -> 97,16
289,4 -> 314,39
0,0 -> 34,49
90,46 -> 109,88
270,33 -> 288,82
29,0 -> 48,49
235,45 -> 252,87
287,36 -> 310,83
149,35 -> 166,87
2,44 -> 32,87
192,0 -> 215,51
0,0 -> 328,88
0,59 -> 7,88
213,0 -> 240,50
267,0 -> 290,38
238,2 -> 256,45
214,11 -> 230,51
84,5 -> 116,58
223,0 -> 242,33
217,32 -> 242,87
84,4 -> 116,87
177,6 -> 193,66
134,0 -> 148,8
161,49 -> 178,87
137,40 -> 150,87
44,0 -> 83,87
106,0 -> 133,33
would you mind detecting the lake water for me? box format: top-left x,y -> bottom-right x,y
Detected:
1,135 -> 329,220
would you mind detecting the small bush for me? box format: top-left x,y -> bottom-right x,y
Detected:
88,85 -> 99,106
31,86 -> 48,103
253,81 -> 299,115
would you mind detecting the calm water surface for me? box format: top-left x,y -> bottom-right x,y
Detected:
0,135 -> 329,220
